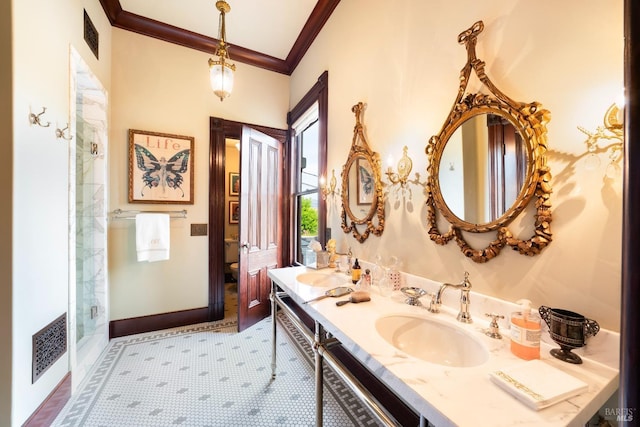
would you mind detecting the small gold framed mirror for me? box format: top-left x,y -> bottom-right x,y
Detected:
426,21 -> 552,262
341,102 -> 385,243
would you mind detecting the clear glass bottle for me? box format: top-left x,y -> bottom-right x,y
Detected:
356,269 -> 371,294
388,256 -> 402,290
377,267 -> 393,297
371,254 -> 385,286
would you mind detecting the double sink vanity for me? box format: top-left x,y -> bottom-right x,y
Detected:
265,21 -> 619,426
268,265 -> 619,427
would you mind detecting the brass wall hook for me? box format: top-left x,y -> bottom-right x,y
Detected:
29,107 -> 50,128
55,123 -> 73,141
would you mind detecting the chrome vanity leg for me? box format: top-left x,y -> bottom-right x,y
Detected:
270,280 -> 277,380
314,320 -> 325,426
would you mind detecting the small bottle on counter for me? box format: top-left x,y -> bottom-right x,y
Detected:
351,258 -> 362,284
356,269 -> 371,294
510,299 -> 541,360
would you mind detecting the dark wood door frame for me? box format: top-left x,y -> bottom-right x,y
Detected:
208,118 -> 287,321
621,0 -> 639,413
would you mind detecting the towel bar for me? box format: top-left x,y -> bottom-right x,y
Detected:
110,208 -> 187,220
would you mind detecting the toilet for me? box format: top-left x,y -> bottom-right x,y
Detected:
225,238 -> 239,281
230,262 -> 239,280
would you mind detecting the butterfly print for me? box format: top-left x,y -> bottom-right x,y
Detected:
134,144 -> 190,197
359,164 -> 373,195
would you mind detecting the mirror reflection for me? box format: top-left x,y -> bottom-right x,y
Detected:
439,112 -> 528,225
345,155 -> 375,222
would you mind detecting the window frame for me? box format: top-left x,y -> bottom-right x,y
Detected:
285,71 -> 328,266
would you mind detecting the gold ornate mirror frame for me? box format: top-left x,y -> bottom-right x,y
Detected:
426,21 -> 552,262
341,102 -> 385,243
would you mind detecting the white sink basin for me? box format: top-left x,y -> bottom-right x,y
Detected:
296,272 -> 347,287
375,314 -> 489,367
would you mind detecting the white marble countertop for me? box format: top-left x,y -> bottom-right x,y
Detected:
268,265 -> 619,427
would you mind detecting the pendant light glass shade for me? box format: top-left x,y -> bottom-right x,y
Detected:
209,57 -> 235,101
208,1 -> 236,101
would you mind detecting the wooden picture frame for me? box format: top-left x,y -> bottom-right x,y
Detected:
356,157 -> 374,205
229,201 -> 240,224
128,129 -> 194,204
229,172 -> 240,196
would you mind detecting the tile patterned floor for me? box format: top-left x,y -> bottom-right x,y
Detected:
52,284 -> 382,427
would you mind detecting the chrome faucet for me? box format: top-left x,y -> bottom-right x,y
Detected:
428,271 -> 473,323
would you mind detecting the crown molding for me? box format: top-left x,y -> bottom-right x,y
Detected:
99,0 -> 340,75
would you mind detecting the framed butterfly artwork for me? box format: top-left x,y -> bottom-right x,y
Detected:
356,157 -> 374,205
128,129 -> 195,204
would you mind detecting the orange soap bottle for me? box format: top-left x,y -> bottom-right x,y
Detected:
509,299 -> 541,360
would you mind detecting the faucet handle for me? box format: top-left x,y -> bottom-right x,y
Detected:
461,271 -> 471,288
426,292 -> 439,313
484,313 -> 504,339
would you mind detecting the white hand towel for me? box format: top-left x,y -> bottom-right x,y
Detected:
135,213 -> 170,262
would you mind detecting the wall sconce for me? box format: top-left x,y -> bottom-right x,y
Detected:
320,169 -> 340,200
578,102 -> 624,177
208,1 -> 236,101
385,146 -> 413,187
385,146 -> 424,202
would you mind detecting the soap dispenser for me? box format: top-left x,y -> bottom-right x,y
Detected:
509,299 -> 541,360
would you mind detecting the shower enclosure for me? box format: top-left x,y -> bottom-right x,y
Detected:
68,47 -> 109,388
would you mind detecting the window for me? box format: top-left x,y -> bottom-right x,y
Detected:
286,72 -> 328,266
292,105 -> 320,265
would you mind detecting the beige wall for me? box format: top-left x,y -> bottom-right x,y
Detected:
108,29 -> 290,320
6,2 -> 624,424
10,0 -> 112,424
291,0 -> 623,331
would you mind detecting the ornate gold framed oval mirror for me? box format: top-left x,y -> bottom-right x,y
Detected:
341,102 -> 385,242
426,21 -> 552,262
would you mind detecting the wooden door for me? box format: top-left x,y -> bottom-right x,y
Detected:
238,126 -> 282,331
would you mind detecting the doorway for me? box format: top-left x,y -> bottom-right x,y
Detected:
208,118 -> 287,327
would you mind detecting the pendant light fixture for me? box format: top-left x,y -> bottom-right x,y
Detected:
208,1 -> 236,101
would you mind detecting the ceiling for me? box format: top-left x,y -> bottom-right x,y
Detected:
99,0 -> 341,75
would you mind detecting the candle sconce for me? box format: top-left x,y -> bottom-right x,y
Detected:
578,102 -> 624,178
384,146 -> 426,201
320,169 -> 340,200
29,107 -> 51,128
385,146 -> 413,188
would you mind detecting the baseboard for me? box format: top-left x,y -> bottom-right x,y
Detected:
109,307 -> 209,338
23,372 -> 71,427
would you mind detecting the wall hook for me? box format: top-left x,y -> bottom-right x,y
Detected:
55,123 -> 73,141
90,142 -> 103,158
29,107 -> 50,128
